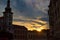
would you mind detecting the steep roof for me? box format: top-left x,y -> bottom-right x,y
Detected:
12,24 -> 27,30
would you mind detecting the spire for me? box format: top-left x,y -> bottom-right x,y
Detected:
5,0 -> 11,12
7,0 -> 10,8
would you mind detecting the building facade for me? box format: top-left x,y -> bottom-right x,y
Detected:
48,0 -> 60,40
13,25 -> 27,40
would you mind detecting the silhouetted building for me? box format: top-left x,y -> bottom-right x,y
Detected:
0,0 -> 13,31
13,25 -> 27,40
0,17 -> 3,29
0,30 -> 13,40
0,0 -> 28,40
0,0 -> 13,40
27,30 -> 47,40
48,0 -> 60,40
3,0 -> 13,27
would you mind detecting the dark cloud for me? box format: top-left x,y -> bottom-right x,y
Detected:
11,0 -> 48,19
0,0 -> 49,23
0,0 -> 49,19
40,17 -> 49,22
0,0 -> 6,4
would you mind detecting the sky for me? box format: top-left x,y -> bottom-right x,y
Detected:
0,0 -> 50,31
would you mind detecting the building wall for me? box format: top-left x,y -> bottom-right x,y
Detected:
0,17 -> 4,30
13,26 -> 27,40
48,0 -> 60,39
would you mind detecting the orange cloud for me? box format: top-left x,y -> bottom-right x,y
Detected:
13,19 -> 49,32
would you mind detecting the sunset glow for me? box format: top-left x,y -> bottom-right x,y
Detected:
13,20 -> 49,32
0,0 -> 50,32
36,27 -> 45,32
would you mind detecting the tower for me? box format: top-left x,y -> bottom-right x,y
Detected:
48,0 -> 60,40
3,0 -> 13,27
0,0 -> 13,39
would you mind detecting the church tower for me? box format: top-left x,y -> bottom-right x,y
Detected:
3,0 -> 13,27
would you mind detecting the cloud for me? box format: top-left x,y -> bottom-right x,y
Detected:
31,0 -> 50,13
0,0 -> 50,31
11,0 -> 49,18
0,0 -> 49,19
13,20 -> 49,31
